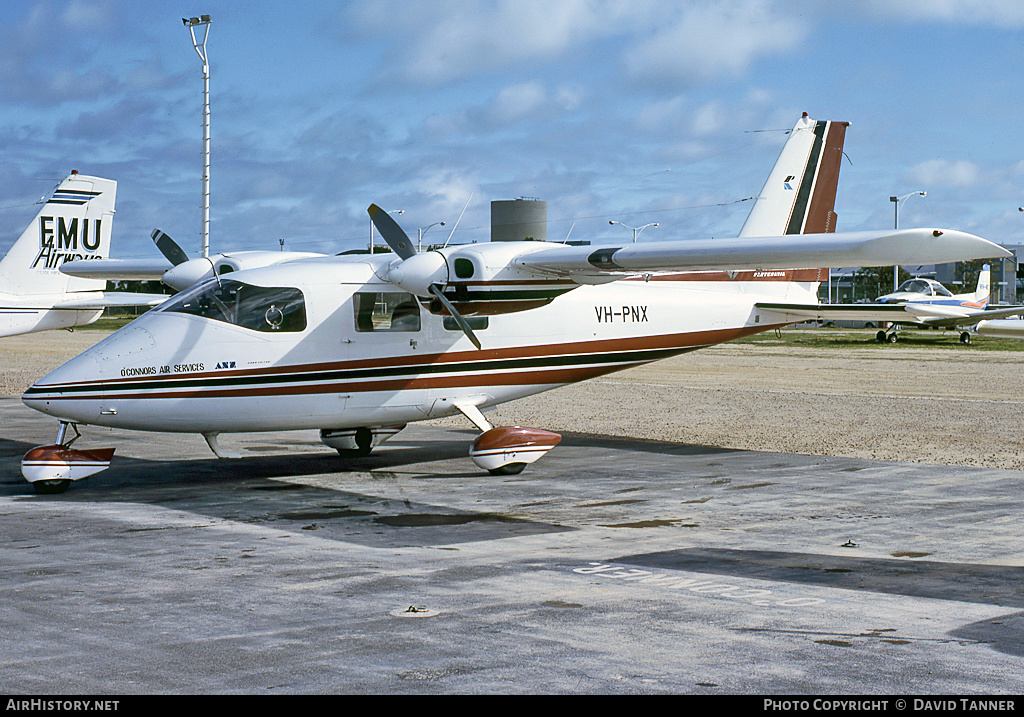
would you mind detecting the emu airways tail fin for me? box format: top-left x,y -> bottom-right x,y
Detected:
0,172 -> 116,297
739,114 -> 848,237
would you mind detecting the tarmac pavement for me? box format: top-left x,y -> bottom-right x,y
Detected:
2,396 -> 1023,695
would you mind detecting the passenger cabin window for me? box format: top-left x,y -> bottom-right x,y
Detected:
354,292 -> 421,332
161,278 -> 307,332
443,316 -> 488,331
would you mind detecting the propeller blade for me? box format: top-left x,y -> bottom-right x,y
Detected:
151,229 -> 189,266
367,204 -> 416,259
429,284 -> 481,350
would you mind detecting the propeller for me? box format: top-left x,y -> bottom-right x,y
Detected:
368,204 -> 481,350
151,229 -> 189,266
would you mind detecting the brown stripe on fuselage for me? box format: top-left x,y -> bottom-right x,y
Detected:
629,268 -> 827,282
29,324 -> 787,399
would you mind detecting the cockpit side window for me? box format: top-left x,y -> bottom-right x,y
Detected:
161,278 -> 307,332
354,292 -> 421,332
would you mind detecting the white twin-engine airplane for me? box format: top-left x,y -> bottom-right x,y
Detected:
0,172 -> 169,338
20,116 -> 1011,493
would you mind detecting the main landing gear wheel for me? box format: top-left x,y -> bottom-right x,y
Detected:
33,479 -> 71,495
487,462 -> 526,476
336,427 -> 373,457
960,332 -> 972,345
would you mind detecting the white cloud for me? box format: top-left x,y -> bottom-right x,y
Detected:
857,0 -> 1024,28
414,167 -> 480,214
484,81 -> 585,125
624,1 -> 808,84
61,0 -> 113,31
488,81 -> 549,124
905,158 -> 981,188
347,0 -> 808,87
350,0 -> 628,85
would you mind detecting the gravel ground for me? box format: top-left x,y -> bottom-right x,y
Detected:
5,328 -> 1024,469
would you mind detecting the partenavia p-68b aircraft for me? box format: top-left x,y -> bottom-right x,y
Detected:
757,264 -> 1022,344
19,116 -> 1011,493
0,172 -> 168,337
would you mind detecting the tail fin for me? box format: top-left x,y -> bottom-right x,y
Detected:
974,264 -> 991,304
0,172 -> 116,296
739,113 -> 848,237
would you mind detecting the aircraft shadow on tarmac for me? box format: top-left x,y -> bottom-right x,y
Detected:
618,547 -> 1024,656
0,433 -> 571,548
619,548 -> 1024,608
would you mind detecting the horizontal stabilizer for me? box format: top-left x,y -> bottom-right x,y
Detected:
53,292 -> 170,309
756,301 -> 1024,329
754,302 -> 909,323
60,258 -> 172,281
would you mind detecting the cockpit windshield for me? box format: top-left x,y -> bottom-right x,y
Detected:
160,278 -> 306,332
897,279 -> 933,296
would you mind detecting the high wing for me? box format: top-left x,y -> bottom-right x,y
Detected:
753,301 -> 1023,329
61,229 -> 324,291
513,228 -> 1010,277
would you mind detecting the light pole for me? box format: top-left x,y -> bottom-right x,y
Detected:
370,210 -> 403,252
890,191 -> 926,290
609,220 -> 658,243
418,221 -> 445,251
183,15 -> 212,259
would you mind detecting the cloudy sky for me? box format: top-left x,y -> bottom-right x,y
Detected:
2,0 -> 1023,262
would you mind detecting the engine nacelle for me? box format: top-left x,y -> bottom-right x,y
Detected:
385,252 -> 448,297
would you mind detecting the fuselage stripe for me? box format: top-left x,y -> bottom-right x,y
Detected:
24,325 -> 783,402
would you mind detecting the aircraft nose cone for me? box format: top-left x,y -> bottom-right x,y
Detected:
22,325 -> 156,421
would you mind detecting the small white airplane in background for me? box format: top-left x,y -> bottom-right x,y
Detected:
875,269 -> 989,306
18,115 -> 1011,493
758,264 -> 1022,344
0,172 -> 168,338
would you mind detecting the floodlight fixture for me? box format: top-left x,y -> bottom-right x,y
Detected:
609,220 -> 658,243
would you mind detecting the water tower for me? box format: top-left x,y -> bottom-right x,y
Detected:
491,198 -> 547,242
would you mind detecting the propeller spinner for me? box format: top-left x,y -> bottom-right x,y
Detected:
367,204 -> 481,350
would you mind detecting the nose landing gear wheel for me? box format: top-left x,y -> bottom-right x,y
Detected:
33,479 -> 71,494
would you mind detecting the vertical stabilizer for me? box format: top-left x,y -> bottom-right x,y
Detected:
739,114 -> 848,237
974,265 -> 991,304
0,173 -> 116,296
